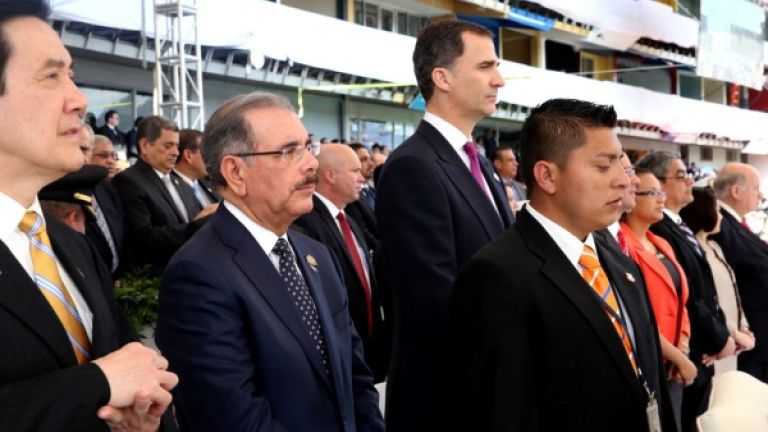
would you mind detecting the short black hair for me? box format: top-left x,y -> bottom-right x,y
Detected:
348,142 -> 365,152
0,0 -> 51,94
413,19 -> 493,102
104,109 -> 119,123
177,128 -> 202,163
490,145 -> 515,163
520,98 -> 617,193
137,115 -> 179,144
679,187 -> 719,234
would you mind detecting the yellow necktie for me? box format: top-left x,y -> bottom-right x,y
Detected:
579,245 -> 637,374
19,211 -> 91,364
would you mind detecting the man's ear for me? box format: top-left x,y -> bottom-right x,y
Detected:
431,67 -> 452,93
220,156 -> 247,197
533,160 -> 558,195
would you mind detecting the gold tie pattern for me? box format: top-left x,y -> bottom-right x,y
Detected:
579,245 -> 637,374
19,211 -> 91,364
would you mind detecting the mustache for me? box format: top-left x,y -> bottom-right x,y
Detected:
294,173 -> 319,190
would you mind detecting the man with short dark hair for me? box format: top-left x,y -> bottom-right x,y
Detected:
156,92 -> 384,431
376,19 -> 514,431
452,98 -> 675,431
491,146 -> 526,201
96,109 -> 125,146
173,128 -> 219,210
711,162 -> 768,382
112,115 -> 217,273
0,2 -> 177,430
638,150 -> 733,432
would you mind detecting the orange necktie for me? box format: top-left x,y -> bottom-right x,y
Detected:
579,245 -> 637,373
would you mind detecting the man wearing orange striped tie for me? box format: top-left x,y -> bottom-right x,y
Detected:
0,1 -> 177,431
451,99 -> 676,431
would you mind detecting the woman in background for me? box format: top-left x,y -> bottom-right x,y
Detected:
680,187 -> 754,374
620,167 -> 696,430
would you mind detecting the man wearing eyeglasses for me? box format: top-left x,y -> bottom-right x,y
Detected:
638,151 -> 733,432
156,92 -> 384,431
112,115 -> 218,274
85,134 -> 125,276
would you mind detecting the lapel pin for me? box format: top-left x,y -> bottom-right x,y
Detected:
625,272 -> 635,283
305,255 -> 318,272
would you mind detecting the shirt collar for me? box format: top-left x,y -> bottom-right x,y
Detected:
314,192 -> 341,218
0,192 -> 44,242
606,221 -> 620,241
423,111 -> 472,153
718,200 -> 741,221
173,169 -> 196,187
153,167 -> 168,180
526,204 -> 597,274
663,208 -> 682,225
222,200 -> 285,257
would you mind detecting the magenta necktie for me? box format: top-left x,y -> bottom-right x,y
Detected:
463,142 -> 489,195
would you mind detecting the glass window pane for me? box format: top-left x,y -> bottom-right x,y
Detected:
354,1 -> 363,25
365,4 -> 378,28
382,10 -> 393,32
397,12 -> 408,35
408,15 -> 420,37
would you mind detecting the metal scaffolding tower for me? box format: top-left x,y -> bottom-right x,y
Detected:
153,0 -> 204,129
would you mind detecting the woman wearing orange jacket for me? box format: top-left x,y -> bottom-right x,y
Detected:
620,167 -> 696,430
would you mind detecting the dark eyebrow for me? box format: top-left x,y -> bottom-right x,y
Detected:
477,59 -> 498,67
278,140 -> 303,151
595,152 -> 622,162
40,59 -> 68,70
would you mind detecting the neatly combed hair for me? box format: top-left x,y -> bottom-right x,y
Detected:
104,109 -> 118,123
519,98 -> 617,192
177,128 -> 202,163
348,142 -> 365,152
635,151 -> 680,183
712,171 -> 747,199
0,0 -> 51,94
490,145 -> 514,163
137,115 -> 178,144
201,92 -> 294,186
412,19 -> 493,102
680,187 -> 719,234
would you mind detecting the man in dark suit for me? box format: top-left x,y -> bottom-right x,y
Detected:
637,151 -> 733,432
375,19 -> 513,431
156,92 -> 384,431
96,110 -> 125,146
172,128 -> 219,209
112,116 -> 218,273
711,163 -> 767,381
87,134 -> 125,276
0,2 -> 177,430
294,144 -> 390,382
349,142 -> 376,211
451,98 -> 675,431
491,145 -> 527,200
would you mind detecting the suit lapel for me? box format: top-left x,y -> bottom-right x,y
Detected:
0,238 -> 77,366
136,161 -> 186,222
479,156 -> 515,228
217,208 -> 336,394
518,210 -> 643,399
171,171 -> 203,218
418,122 -> 504,238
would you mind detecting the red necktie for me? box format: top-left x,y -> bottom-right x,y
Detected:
616,230 -> 629,256
741,217 -> 751,232
337,212 -> 373,336
462,142 -> 490,195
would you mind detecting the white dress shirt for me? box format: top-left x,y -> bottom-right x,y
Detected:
0,192 -> 93,340
315,193 -> 370,282
154,168 -> 189,222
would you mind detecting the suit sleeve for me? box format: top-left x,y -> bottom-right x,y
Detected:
157,258 -> 289,432
113,174 -> 206,266
450,256 -> 539,431
377,155 -> 457,340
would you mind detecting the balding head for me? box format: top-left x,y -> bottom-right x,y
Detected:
713,162 -> 763,216
316,144 -> 363,209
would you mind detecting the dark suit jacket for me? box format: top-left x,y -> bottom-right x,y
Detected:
346,199 -> 378,249
711,209 -> 768,361
95,125 -> 124,146
156,205 -> 384,432
293,196 -> 390,382
651,215 -> 729,383
0,215 -> 165,431
198,178 -> 220,204
124,127 -> 139,160
450,209 -> 675,431
112,160 -> 207,273
376,120 -> 514,431
85,180 -> 125,277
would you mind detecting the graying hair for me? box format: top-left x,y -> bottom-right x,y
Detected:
635,151 -> 680,183
202,92 -> 295,186
713,172 -> 746,198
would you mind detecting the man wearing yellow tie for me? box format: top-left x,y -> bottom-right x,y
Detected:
451,99 -> 676,431
0,1 -> 178,431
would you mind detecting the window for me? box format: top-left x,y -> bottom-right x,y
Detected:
700,146 -> 713,161
726,149 -> 738,162
353,1 -> 428,35
397,12 -> 408,35
382,9 -> 393,32
679,71 -> 701,100
364,3 -> 378,28
354,1 -> 364,25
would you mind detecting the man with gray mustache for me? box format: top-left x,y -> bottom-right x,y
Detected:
156,92 -> 384,431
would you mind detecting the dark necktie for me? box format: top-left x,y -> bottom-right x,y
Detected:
677,220 -> 704,257
272,238 -> 330,374
337,212 -> 373,336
